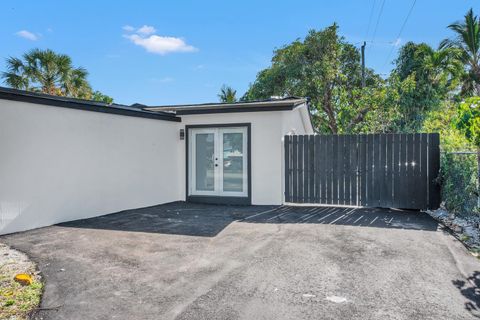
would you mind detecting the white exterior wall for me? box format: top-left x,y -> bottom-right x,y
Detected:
179,104 -> 313,205
0,100 -> 182,234
0,100 -> 313,234
282,104 -> 314,135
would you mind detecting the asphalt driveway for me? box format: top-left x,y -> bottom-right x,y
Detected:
2,202 -> 480,320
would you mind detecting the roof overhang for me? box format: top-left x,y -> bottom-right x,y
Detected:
0,87 -> 180,122
144,98 -> 307,115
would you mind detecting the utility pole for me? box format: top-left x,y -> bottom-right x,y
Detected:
361,41 -> 366,88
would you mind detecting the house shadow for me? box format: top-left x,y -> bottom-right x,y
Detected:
452,271 -> 480,318
58,201 -> 438,237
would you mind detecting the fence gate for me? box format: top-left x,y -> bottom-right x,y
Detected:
284,133 -> 440,210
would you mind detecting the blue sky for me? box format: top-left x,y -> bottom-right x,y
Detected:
1,1 -> 479,105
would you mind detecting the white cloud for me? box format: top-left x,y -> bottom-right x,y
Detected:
15,30 -> 38,41
137,25 -> 156,35
124,33 -> 197,55
122,25 -> 135,32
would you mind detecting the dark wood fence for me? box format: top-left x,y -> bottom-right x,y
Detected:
284,133 -> 440,210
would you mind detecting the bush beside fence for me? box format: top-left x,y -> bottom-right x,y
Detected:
439,152 -> 478,216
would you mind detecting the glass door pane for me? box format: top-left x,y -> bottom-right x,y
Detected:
194,132 -> 215,192
222,132 -> 244,192
219,127 -> 247,197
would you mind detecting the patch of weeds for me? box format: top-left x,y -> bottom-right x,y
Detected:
470,247 -> 480,259
460,234 -> 471,242
0,275 -> 43,319
0,246 -> 43,320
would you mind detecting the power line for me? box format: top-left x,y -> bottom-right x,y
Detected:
383,0 -> 417,67
370,0 -> 386,44
365,0 -> 377,39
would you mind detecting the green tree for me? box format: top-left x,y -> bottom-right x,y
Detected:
91,90 -> 114,104
440,8 -> 480,96
390,42 -> 462,132
353,82 -> 401,133
456,97 -> 480,207
423,101 -> 474,152
242,24 -> 384,134
218,85 -> 237,103
2,48 -> 113,102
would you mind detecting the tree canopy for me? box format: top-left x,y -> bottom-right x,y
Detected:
2,48 -> 113,103
389,42 -> 462,132
440,8 -> 480,96
218,85 -> 237,103
243,24 -> 384,134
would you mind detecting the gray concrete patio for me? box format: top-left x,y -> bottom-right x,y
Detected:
2,202 -> 479,320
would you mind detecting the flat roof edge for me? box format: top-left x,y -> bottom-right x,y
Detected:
0,88 -> 180,122
175,105 -> 296,115
144,98 -> 307,112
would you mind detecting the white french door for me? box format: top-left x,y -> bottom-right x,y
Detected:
189,127 -> 248,197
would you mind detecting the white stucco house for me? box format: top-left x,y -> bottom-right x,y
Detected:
0,87 -> 314,234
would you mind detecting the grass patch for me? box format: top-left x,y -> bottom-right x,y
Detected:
460,234 -> 471,242
0,245 -> 43,320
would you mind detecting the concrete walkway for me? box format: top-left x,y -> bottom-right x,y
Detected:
2,202 -> 479,319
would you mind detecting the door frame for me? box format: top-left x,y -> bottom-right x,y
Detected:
185,123 -> 252,205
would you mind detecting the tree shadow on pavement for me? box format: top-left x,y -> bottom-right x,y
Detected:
58,202 -> 438,237
452,271 -> 480,318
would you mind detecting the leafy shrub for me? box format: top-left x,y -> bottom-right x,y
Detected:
423,101 -> 478,216
440,153 -> 478,216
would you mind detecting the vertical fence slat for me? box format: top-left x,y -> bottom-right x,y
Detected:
359,135 -> 367,206
324,135 -> 330,203
344,135 -> 351,205
428,133 -> 441,209
405,134 -> 411,208
292,135 -> 298,203
298,135 -> 304,203
303,135 -> 309,203
351,135 -> 358,206
386,134 -> 393,207
373,134 -> 381,206
400,134 -> 408,208
315,135 -> 321,203
366,134 -> 374,207
392,134 -> 400,208
412,133 -> 421,208
332,135 -> 338,204
337,135 -> 345,205
309,136 -> 315,203
326,135 -> 333,203
419,133 -> 428,209
320,136 -> 326,203
379,134 -> 387,207
284,135 -> 291,202
303,135 -> 308,203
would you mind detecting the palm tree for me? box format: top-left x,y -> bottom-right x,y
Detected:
2,48 -> 91,98
218,85 -> 237,103
419,46 -> 463,91
440,8 -> 480,95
